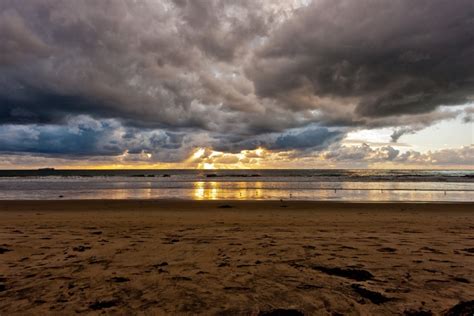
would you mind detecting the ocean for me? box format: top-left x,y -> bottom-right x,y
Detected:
0,169 -> 472,202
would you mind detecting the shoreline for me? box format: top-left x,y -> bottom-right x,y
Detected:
1,198 -> 473,206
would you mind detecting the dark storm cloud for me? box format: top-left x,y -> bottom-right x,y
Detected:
0,89 -> 106,124
248,0 -> 474,125
0,0 -> 472,160
0,0 -> 269,131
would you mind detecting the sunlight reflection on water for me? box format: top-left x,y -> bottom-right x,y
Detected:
0,177 -> 472,201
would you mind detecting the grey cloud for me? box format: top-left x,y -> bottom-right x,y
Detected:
323,143 -> 373,161
462,107 -> 474,123
210,126 -> 345,154
270,128 -> 344,150
173,0 -> 270,61
0,8 -> 51,66
322,144 -> 474,166
0,116 -> 192,161
394,146 -> 474,166
0,120 -> 122,156
418,146 -> 474,166
390,127 -> 418,143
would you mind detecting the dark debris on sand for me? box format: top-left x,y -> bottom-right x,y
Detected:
377,247 -> 397,253
223,286 -> 251,292
152,261 -> 169,268
89,299 -> 120,310
218,204 -> 233,208
171,276 -> 192,281
296,283 -> 323,290
311,265 -> 374,281
258,309 -> 305,316
351,284 -> 391,304
0,247 -> 12,254
404,308 -> 433,316
444,300 -> 474,316
109,277 -> 130,283
452,277 -> 470,283
72,245 -> 91,252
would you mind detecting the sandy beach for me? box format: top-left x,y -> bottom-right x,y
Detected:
0,200 -> 473,315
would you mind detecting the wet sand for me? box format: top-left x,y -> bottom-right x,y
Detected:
0,200 -> 473,315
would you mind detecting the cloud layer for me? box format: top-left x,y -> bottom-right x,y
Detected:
0,0 -> 473,166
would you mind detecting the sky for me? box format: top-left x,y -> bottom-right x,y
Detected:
0,0 -> 473,169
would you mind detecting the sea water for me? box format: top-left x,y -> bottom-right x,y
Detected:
0,169 -> 472,202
